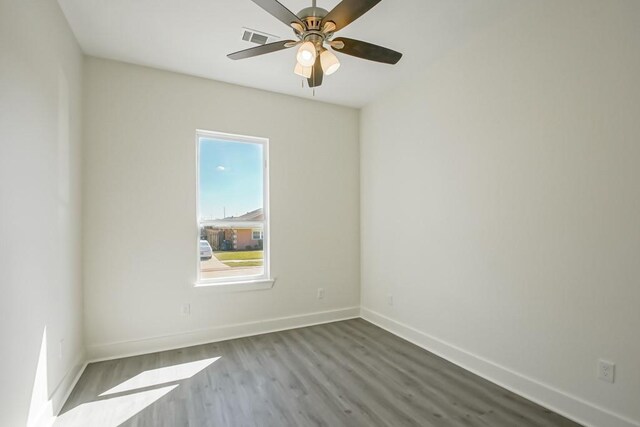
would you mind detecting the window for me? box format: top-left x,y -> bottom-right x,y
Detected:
196,130 -> 270,285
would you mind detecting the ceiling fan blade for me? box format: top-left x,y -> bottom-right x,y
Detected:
227,40 -> 296,60
322,0 -> 381,32
307,55 -> 324,87
251,0 -> 305,29
332,37 -> 402,64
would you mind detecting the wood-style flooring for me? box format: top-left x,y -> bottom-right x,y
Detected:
55,319 -> 581,427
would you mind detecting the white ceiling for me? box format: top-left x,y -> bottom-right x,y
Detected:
57,0 -> 519,108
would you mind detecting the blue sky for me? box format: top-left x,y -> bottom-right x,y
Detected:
199,138 -> 263,220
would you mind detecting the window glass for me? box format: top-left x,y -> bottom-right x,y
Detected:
197,133 -> 268,283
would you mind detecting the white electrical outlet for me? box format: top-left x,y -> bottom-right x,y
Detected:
387,294 -> 394,306
181,303 -> 191,316
317,288 -> 325,299
598,359 -> 615,383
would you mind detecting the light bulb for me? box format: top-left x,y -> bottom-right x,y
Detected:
296,41 -> 317,67
294,62 -> 312,78
320,49 -> 340,75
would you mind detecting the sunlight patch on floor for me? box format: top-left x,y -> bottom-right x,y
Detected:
54,356 -> 221,426
99,356 -> 220,396
54,385 -> 178,427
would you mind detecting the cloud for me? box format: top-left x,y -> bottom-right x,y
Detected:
216,165 -> 226,171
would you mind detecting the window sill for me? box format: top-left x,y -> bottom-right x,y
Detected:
194,278 -> 275,292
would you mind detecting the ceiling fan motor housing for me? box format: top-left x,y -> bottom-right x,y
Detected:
296,6 -> 334,54
297,7 -> 328,31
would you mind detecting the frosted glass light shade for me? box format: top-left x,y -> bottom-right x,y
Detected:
294,62 -> 312,78
296,41 -> 317,67
320,49 -> 340,75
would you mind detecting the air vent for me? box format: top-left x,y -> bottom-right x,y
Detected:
240,27 -> 279,45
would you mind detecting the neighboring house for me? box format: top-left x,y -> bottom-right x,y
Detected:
201,208 -> 264,251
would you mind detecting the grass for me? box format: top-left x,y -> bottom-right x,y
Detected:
221,261 -> 263,268
213,250 -> 263,261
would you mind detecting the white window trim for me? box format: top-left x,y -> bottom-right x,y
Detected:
194,278 -> 275,292
194,129 -> 272,288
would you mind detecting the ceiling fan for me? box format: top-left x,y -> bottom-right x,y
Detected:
227,0 -> 403,88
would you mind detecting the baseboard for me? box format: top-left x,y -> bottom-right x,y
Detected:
360,307 -> 639,427
51,354 -> 87,417
86,306 -> 360,362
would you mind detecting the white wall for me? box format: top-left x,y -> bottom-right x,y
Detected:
82,58 -> 360,359
0,1 -> 85,426
360,1 -> 640,426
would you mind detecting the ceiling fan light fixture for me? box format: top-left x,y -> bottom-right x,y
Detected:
294,62 -> 312,78
320,49 -> 340,75
296,41 -> 317,67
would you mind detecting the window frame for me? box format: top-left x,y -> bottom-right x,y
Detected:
194,129 -> 271,288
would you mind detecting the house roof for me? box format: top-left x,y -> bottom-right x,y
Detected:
224,208 -> 263,221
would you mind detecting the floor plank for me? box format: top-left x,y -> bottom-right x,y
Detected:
55,319 -> 582,427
